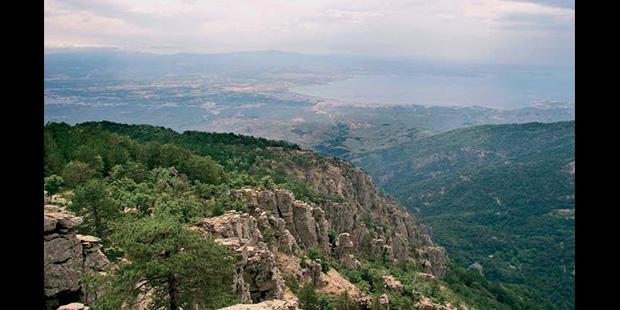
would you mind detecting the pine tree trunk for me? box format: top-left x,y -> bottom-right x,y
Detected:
168,275 -> 178,310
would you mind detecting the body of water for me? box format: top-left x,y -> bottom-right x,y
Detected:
291,69 -> 574,110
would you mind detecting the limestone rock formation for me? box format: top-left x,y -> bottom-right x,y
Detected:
382,274 -> 404,292
334,233 -> 361,269
218,299 -> 298,310
415,247 -> 449,278
44,205 -> 110,310
415,297 -> 459,310
256,213 -> 298,255
194,211 -> 286,302
416,273 -> 436,281
195,210 -> 263,243
57,302 -> 89,310
304,260 -> 323,287
254,150 -> 449,278
235,182 -> 448,278
235,189 -> 330,254
379,293 -> 390,308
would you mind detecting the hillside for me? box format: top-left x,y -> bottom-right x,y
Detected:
356,121 -> 575,309
45,121 -> 510,310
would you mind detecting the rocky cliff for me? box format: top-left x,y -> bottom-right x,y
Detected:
255,149 -> 448,277
43,153 -> 449,309
44,205 -> 111,309
194,206 -> 457,309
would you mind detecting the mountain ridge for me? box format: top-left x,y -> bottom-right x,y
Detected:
44,121 -> 479,310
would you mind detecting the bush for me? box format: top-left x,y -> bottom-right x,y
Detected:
328,230 -> 337,244
62,160 -> 96,187
308,247 -> 323,260
44,175 -> 64,195
334,292 -> 356,310
298,283 -> 333,310
321,261 -> 331,273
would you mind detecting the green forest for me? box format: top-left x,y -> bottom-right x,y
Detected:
45,121 -> 570,309
357,121 -> 575,309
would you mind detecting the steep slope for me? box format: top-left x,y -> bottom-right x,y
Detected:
44,121 -> 471,309
356,121 -> 575,309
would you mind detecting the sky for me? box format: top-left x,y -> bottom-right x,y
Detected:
44,0 -> 574,67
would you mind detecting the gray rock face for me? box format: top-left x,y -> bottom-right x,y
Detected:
57,302 -> 89,310
304,260 -> 323,287
415,246 -> 449,278
218,299 -> 298,310
44,206 -> 110,310
256,213 -> 297,255
195,210 -> 263,243
235,189 -> 330,254
334,232 -> 359,269
468,262 -> 484,275
194,211 -> 286,303
241,244 -> 285,302
257,150 -> 449,278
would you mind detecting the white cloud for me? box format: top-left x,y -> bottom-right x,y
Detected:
44,0 -> 574,65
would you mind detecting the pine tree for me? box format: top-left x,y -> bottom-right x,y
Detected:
69,179 -> 120,238
89,212 -> 237,310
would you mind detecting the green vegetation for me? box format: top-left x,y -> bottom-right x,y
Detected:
44,121 -> 347,309
333,292 -> 357,310
44,120 -> 567,309
357,121 -> 575,309
44,175 -> 64,195
297,283 -> 333,310
85,212 -> 237,310
334,259 -> 469,309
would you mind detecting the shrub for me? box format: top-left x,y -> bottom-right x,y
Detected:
44,175 -> 64,195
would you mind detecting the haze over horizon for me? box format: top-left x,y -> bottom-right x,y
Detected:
45,0 -> 574,67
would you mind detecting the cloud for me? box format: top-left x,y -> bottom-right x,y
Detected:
44,0 -> 574,66
506,0 -> 575,10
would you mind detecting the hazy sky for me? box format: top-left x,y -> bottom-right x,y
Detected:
44,0 -> 574,66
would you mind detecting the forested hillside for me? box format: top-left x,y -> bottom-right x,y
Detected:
357,121 -> 575,309
46,121 -> 530,310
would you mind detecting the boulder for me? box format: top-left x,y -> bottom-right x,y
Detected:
334,233 -> 354,257
44,206 -> 110,310
57,302 -> 88,310
415,297 -> 457,310
379,293 -> 389,306
194,210 -> 263,244
416,273 -> 436,281
382,274 -> 404,292
44,206 -> 82,233
218,299 -> 298,310
468,262 -> 484,275
415,247 -> 449,278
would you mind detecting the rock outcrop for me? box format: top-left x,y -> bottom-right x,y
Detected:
256,213 -> 298,255
416,246 -> 449,278
235,189 -> 330,254
334,233 -> 361,269
253,149 -> 449,277
218,299 -> 298,310
44,205 -> 110,310
415,297 -> 460,310
382,274 -> 404,292
57,302 -> 89,310
194,211 -> 287,303
235,182 -> 447,277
